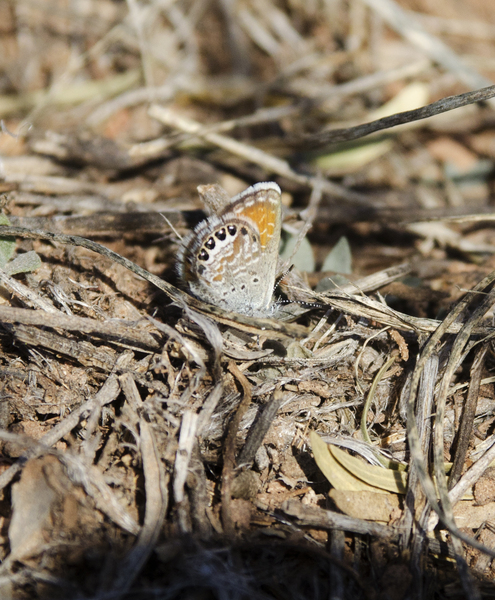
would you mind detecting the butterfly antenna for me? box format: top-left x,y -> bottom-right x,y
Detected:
157,213 -> 183,243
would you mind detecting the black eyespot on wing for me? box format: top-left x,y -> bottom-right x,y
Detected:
205,237 -> 215,250
215,228 -> 227,241
227,225 -> 237,236
198,265 -> 205,275
240,227 -> 248,236
199,249 -> 209,261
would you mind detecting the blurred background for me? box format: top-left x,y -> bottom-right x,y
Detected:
2,0 -> 495,297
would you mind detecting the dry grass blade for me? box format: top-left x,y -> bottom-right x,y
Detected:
238,388 -> 284,467
406,270 -> 495,561
282,500 -> 398,540
314,288 -> 495,335
449,436 -> 495,507
429,284 -> 495,598
173,410 -> 199,532
113,373 -> 168,596
448,343 -> 489,488
0,268 -> 60,313
399,353 -> 438,573
221,361 -> 252,535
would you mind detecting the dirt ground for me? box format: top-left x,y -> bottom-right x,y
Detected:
1,0 -> 495,598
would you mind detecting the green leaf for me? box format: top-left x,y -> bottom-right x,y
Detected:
279,233 -> 315,272
5,251 -> 42,276
313,138 -> 393,174
321,236 -> 352,274
310,431 -> 387,493
0,213 -> 16,269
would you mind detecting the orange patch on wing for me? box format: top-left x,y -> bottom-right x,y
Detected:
235,201 -> 277,249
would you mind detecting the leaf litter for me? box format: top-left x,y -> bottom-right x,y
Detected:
1,0 -> 495,598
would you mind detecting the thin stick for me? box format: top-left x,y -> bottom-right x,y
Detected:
298,84 -> 495,147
